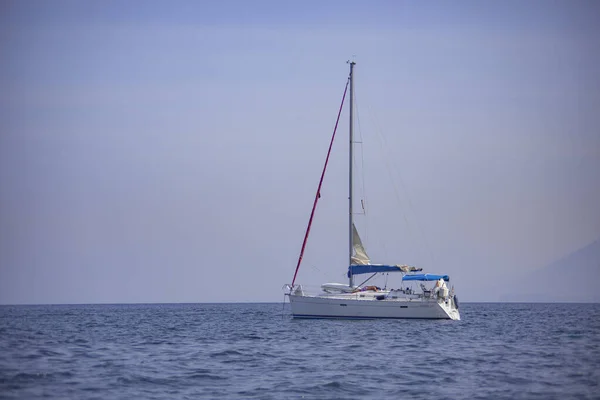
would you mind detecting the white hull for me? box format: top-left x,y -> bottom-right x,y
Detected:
289,292 -> 460,320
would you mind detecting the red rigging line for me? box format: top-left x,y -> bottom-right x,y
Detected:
291,77 -> 350,287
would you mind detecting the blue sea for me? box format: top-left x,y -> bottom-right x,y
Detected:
0,303 -> 598,400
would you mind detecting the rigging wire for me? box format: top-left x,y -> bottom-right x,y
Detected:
355,88 -> 394,261
353,67 -> 435,267
353,81 -> 369,254
308,264 -> 336,283
291,77 -> 350,287
354,89 -> 368,217
365,100 -> 436,268
356,273 -> 378,288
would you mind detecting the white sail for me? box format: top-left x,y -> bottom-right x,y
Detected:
351,223 -> 370,265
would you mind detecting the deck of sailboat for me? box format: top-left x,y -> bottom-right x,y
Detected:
295,291 -> 438,301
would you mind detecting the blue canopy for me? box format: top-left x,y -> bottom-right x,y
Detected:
402,274 -> 449,282
347,264 -> 404,277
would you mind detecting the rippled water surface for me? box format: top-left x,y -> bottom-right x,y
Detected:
1,303 -> 599,399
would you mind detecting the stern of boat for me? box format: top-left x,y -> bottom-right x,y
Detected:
438,296 -> 461,320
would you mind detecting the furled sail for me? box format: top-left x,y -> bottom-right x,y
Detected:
351,223 -> 370,265
398,265 -> 423,273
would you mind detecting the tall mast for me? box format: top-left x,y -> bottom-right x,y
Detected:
348,60 -> 355,287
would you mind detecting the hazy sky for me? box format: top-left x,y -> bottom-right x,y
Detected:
1,0 -> 599,304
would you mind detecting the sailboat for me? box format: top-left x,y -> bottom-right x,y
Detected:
284,62 -> 461,320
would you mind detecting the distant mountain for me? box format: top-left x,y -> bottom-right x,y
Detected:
500,239 -> 600,302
